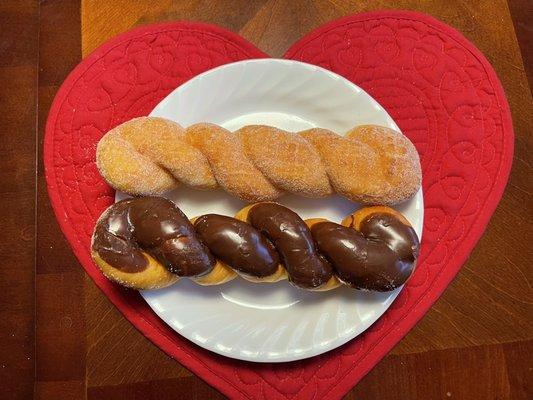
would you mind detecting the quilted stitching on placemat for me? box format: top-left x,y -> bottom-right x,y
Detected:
44,12 -> 513,400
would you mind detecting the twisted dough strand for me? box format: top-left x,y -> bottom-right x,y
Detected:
96,117 -> 421,205
91,198 -> 420,292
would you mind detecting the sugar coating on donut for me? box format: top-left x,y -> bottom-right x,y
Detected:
346,125 -> 421,204
236,125 -> 332,198
99,117 -> 217,192
186,123 -> 282,202
96,130 -> 177,195
300,128 -> 389,204
96,117 -> 421,205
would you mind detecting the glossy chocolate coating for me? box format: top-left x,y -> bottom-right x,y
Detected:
311,213 -> 419,291
92,197 -> 215,276
248,203 -> 333,289
92,199 -> 147,273
194,214 -> 279,277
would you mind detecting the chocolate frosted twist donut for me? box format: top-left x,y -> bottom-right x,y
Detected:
96,117 -> 421,205
311,207 -> 420,291
193,214 -> 280,279
91,198 -> 420,292
91,197 -> 215,289
246,203 -> 334,289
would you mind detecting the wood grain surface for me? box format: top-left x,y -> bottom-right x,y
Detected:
0,1 -> 38,399
0,0 -> 530,399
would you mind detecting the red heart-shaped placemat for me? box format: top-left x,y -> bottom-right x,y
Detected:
45,10 -> 513,400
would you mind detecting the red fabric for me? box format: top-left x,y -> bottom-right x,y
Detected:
44,11 -> 513,400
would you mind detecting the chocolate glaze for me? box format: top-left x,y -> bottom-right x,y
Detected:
92,197 -> 215,276
93,198 -> 419,292
248,203 -> 333,289
194,214 -> 279,277
311,213 -> 419,291
92,199 -> 147,273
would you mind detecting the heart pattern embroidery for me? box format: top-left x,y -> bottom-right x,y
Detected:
44,11 -> 513,400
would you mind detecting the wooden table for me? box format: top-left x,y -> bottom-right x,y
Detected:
1,0 -> 531,398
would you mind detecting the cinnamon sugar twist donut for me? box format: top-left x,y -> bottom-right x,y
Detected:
91,197 -> 420,292
96,117 -> 421,205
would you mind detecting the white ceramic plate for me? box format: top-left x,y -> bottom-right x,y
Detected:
116,59 -> 424,362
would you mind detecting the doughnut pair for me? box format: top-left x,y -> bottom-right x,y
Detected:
91,197 -> 420,292
96,117 -> 421,205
